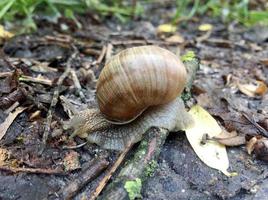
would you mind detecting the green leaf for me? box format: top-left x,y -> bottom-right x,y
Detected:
248,10 -> 268,25
0,0 -> 16,19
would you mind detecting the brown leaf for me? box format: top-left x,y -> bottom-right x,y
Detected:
254,141 -> 268,161
237,81 -> 267,97
214,135 -> 246,146
212,130 -> 246,146
63,151 -> 81,171
214,130 -> 238,139
260,58 -> 268,67
0,71 -> 18,94
255,81 -> 268,96
247,137 -> 268,161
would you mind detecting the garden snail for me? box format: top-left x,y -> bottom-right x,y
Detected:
64,46 -> 194,150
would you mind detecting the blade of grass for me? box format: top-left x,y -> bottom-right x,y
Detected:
0,0 -> 16,19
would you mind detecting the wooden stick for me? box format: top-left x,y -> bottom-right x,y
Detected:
105,43 -> 113,64
60,158 -> 109,200
19,75 -> 53,86
70,69 -> 86,103
40,48 -> 78,153
96,45 -> 107,65
90,143 -> 133,200
0,165 -> 65,175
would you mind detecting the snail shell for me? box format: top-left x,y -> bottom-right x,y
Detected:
96,46 -> 187,124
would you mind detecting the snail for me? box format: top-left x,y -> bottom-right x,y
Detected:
64,46 -> 195,150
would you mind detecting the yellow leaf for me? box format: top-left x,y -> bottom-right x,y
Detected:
185,105 -> 233,176
198,23 -> 213,31
0,25 -> 14,39
157,24 -> 176,33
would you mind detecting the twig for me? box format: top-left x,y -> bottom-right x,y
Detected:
111,39 -> 186,46
62,142 -> 87,150
90,142 -> 134,200
3,57 -> 16,69
196,30 -> 212,43
0,71 -> 13,78
242,112 -> 268,137
60,158 -> 109,200
83,48 -> 101,56
0,165 -> 65,175
44,34 -> 73,44
111,40 -> 147,46
0,88 -> 26,109
4,101 -> 20,114
19,75 -> 53,86
70,69 -> 86,103
40,48 -> 78,153
96,45 -> 107,66
105,43 -> 113,64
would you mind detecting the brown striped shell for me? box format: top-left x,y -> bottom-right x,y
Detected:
96,46 -> 187,124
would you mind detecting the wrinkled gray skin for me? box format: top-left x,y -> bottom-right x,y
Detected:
64,97 -> 193,150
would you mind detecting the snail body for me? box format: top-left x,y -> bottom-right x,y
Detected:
64,46 -> 195,150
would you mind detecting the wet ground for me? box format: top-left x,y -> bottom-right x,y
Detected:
0,4 -> 268,200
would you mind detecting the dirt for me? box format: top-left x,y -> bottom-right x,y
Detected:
0,4 -> 268,200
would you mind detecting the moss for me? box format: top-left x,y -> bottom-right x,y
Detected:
145,160 -> 158,177
124,178 -> 142,200
181,51 -> 196,62
181,90 -> 192,102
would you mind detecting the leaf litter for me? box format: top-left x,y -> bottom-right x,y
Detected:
0,3 -> 267,200
0,107 -> 27,140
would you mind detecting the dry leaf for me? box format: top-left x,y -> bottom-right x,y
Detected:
215,130 -> 238,139
0,148 -> 10,166
237,81 -> 267,97
165,34 -> 185,43
246,137 -> 258,155
0,107 -> 26,140
185,105 -> 232,176
260,58 -> 268,67
198,23 -> 213,31
157,24 -> 176,34
246,136 -> 268,161
0,25 -> 14,39
255,81 -> 268,95
63,151 -> 81,171
214,135 -> 246,146
211,130 -> 245,146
